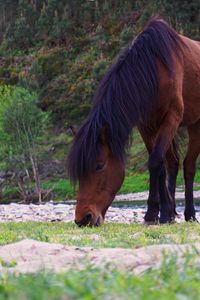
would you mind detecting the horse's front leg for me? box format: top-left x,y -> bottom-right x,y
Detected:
138,128 -> 159,223
144,167 -> 160,223
148,109 -> 183,223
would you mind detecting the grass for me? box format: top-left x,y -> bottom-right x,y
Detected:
42,179 -> 75,200
1,222 -> 200,248
119,172 -> 149,194
1,255 -> 200,300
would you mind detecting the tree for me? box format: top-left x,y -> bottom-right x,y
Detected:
0,85 -> 49,203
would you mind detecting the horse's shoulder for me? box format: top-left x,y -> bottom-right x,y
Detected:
180,35 -> 200,52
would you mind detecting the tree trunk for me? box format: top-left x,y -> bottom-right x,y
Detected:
29,152 -> 42,204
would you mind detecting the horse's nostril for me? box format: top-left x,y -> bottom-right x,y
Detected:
85,213 -> 92,222
75,213 -> 93,227
75,220 -> 81,227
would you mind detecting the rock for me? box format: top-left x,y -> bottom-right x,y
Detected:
0,239 -> 200,274
0,202 -> 200,223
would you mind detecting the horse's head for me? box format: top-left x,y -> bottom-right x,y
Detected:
72,127 -> 125,227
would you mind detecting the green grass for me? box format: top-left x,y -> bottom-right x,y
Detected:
1,222 -> 200,248
0,249 -> 200,299
42,178 -> 75,200
120,172 -> 149,193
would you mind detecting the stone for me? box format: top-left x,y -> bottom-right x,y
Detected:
0,239 -> 200,274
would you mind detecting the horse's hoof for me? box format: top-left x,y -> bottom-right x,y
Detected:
185,216 -> 199,223
159,216 -> 175,224
144,220 -> 159,226
144,212 -> 159,224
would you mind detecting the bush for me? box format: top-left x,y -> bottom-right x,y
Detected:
30,48 -> 68,89
0,85 -> 49,203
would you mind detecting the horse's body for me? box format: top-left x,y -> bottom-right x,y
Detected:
139,35 -> 200,223
68,18 -> 200,226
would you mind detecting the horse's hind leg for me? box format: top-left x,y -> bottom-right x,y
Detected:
139,126 -> 180,224
166,140 -> 179,215
184,121 -> 200,221
148,105 -> 183,223
144,142 -> 179,223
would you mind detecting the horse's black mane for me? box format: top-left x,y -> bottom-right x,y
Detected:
67,17 -> 184,184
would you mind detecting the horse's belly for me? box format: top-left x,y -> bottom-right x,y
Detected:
182,108 -> 200,126
182,88 -> 200,125
182,49 -> 200,125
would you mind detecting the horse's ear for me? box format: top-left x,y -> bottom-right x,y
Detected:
68,125 -> 77,137
99,125 -> 109,145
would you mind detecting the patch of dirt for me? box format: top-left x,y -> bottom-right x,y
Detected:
0,239 -> 200,274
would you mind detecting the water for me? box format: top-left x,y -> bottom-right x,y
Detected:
112,199 -> 200,212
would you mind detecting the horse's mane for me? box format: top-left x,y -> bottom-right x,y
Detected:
67,17 -> 184,184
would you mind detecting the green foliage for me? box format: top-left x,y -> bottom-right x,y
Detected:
1,0 -> 199,50
0,85 -> 49,202
31,47 -> 111,124
0,85 -> 48,159
0,0 -> 199,125
4,0 -> 38,49
30,48 -> 68,89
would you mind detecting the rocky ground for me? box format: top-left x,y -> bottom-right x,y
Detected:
0,239 -> 200,274
0,190 -> 200,223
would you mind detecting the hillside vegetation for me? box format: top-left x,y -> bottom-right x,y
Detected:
0,0 -> 199,125
0,0 -> 199,201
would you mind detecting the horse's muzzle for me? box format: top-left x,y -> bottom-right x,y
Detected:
75,213 -> 103,227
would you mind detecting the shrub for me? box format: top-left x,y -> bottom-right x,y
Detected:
0,85 -> 49,203
30,48 -> 68,89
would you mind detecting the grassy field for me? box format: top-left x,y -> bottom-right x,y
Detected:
1,222 -> 200,299
1,222 -> 200,247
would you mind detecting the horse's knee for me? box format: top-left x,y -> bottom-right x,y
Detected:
148,152 -> 163,172
183,158 -> 196,181
172,159 -> 179,175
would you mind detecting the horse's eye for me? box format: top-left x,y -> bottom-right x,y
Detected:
95,162 -> 105,172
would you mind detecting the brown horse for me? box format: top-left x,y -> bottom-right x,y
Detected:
67,17 -> 200,226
